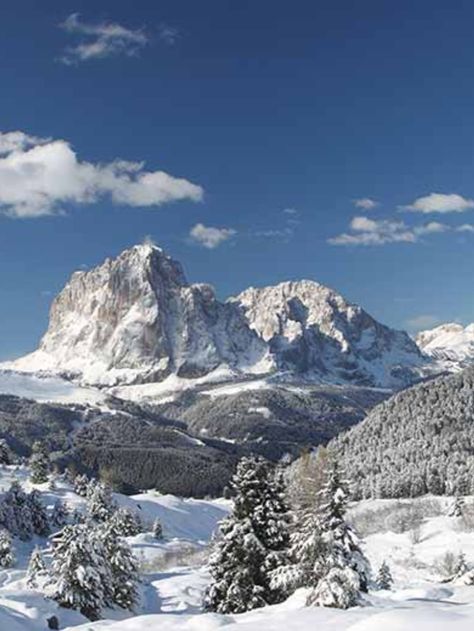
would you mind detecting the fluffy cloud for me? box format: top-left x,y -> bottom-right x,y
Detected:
328,216 -> 449,246
59,13 -> 148,64
402,193 -> 474,214
406,314 -> 441,331
189,223 -> 236,249
0,131 -> 203,218
353,197 -> 378,210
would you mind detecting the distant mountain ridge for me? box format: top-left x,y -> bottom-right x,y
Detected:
416,322 -> 474,367
7,243 -> 427,389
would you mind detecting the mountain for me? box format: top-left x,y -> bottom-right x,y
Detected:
416,322 -> 474,368
234,280 -> 424,388
7,243 -> 426,390
332,367 -> 474,499
10,243 -> 271,386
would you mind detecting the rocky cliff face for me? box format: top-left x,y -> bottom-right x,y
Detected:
12,244 -> 271,385
234,280 -> 424,388
11,243 -> 426,388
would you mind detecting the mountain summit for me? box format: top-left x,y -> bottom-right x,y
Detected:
10,243 -> 425,388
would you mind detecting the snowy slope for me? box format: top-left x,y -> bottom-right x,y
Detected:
2,467 -> 474,631
0,370 -> 107,405
4,243 -> 431,390
416,323 -> 474,368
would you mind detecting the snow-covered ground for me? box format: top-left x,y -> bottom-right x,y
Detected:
0,370 -> 107,406
1,471 -> 474,631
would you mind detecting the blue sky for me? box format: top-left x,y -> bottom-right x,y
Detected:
1,0 -> 474,358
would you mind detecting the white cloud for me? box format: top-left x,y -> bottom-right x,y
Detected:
189,223 -> 236,249
353,197 -> 378,210
282,207 -> 298,215
0,131 -> 203,218
406,314 -> 441,331
402,192 -> 474,214
328,216 -> 450,246
456,223 -> 474,233
59,13 -> 148,64
157,24 -> 180,45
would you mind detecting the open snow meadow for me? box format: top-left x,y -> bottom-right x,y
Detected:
0,462 -> 474,631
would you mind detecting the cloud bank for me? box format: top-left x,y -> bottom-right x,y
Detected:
0,131 -> 203,218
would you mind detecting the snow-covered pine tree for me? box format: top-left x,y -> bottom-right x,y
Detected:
28,490 -> 50,536
49,523 -> 111,620
99,521 -> 139,610
0,439 -> 11,465
152,518 -> 163,540
0,529 -> 14,568
86,481 -> 115,522
448,496 -> 465,518
29,441 -> 50,484
453,551 -> 469,580
273,494 -> 324,595
0,481 -> 34,540
308,461 -> 370,609
376,560 -> 393,590
26,546 -> 46,588
51,499 -> 69,528
108,507 -> 142,537
204,456 -> 291,614
73,473 -> 90,497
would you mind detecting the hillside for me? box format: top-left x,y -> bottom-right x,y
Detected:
332,368 -> 474,499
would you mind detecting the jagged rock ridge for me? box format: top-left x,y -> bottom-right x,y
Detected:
10,243 -> 425,388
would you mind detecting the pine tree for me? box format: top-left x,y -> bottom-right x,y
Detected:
108,507 -> 142,537
28,490 -> 50,536
73,473 -> 90,497
86,481 -> 115,522
0,439 -> 11,465
0,529 -> 14,568
452,551 -> 469,580
99,521 -> 139,610
152,518 -> 163,540
448,496 -> 465,518
49,523 -> 111,620
26,546 -> 46,588
29,441 -> 50,484
0,481 -> 34,540
51,499 -> 69,528
308,462 -> 370,608
204,456 -> 291,614
376,560 -> 393,590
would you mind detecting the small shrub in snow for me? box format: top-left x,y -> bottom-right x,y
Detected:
152,518 -> 163,540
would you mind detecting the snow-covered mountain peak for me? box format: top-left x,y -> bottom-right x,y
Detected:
416,322 -> 474,365
7,244 -> 429,389
233,279 -> 424,388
